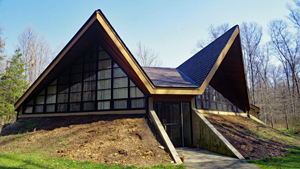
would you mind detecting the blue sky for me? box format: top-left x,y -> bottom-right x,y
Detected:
0,0 -> 292,67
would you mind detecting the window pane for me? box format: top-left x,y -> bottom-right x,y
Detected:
98,51 -> 110,60
35,105 -> 43,113
97,79 -> 111,89
210,102 -> 216,110
84,52 -> 97,62
113,77 -> 128,88
83,91 -> 95,101
47,86 -> 57,94
83,102 -> 94,111
196,99 -> 202,109
131,99 -> 145,108
84,62 -> 96,72
114,100 -> 127,109
98,59 -> 111,70
113,88 -> 128,99
74,56 -> 83,64
46,95 -> 56,104
57,94 -> 68,103
57,104 -> 67,112
70,93 -> 81,102
228,105 -> 233,111
46,105 -> 55,112
62,68 -> 70,75
84,72 -> 96,81
27,99 -> 34,105
50,79 -> 57,85
38,90 -> 45,95
72,64 -> 83,73
217,103 -> 222,110
58,85 -> 69,94
98,101 -> 110,110
129,80 -> 135,87
98,69 -> 111,79
70,83 -> 82,92
59,75 -> 69,84
113,62 -> 119,68
223,104 -> 227,111
97,90 -> 111,100
71,74 -> 82,83
36,96 -> 45,104
83,81 -> 96,91
130,87 -> 144,98
24,106 -> 33,113
70,103 -> 80,111
113,68 -> 126,78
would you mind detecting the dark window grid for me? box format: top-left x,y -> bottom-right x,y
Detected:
83,80 -> 97,91
197,95 -> 237,112
84,53 -> 97,63
96,65 -> 113,71
130,98 -> 146,109
110,59 -> 114,109
83,62 -> 97,72
97,81 -> 111,90
69,102 -> 81,112
98,59 -> 112,70
95,45 -> 99,110
83,72 -> 97,82
67,65 -> 72,112
113,68 -> 127,78
127,78 -> 130,109
98,55 -> 111,61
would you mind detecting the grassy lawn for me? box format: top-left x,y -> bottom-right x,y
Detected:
248,146 -> 300,169
0,152 -> 185,169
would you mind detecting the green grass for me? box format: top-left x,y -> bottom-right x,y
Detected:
0,152 -> 185,169
249,146 -> 300,169
280,129 -> 299,137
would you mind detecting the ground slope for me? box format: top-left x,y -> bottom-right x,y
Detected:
203,114 -> 300,160
0,115 -> 173,167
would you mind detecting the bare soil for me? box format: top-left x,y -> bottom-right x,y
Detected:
0,115 -> 172,167
203,114 -> 300,160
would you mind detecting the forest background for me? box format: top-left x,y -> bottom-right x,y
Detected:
1,1 -> 300,131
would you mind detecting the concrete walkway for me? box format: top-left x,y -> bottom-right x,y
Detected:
176,147 -> 260,169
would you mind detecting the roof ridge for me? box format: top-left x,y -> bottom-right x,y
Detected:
176,68 -> 200,87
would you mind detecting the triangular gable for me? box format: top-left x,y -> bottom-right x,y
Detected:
177,26 -> 250,112
14,10 -> 154,111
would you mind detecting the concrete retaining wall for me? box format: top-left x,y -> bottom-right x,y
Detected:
192,108 -> 244,159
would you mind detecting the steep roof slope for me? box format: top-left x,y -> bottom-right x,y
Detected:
177,26 -> 250,112
177,26 -> 237,86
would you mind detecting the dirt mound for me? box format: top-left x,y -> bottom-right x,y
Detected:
203,114 -> 300,160
0,115 -> 172,167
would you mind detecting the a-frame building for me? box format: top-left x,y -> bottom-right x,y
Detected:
14,10 -> 250,157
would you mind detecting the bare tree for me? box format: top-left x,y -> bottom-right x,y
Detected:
287,0 -> 300,29
268,20 -> 300,98
240,22 -> 263,104
196,23 -> 230,49
18,25 -> 52,85
135,41 -> 162,67
208,23 -> 230,40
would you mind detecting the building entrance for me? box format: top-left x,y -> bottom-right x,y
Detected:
153,102 -> 192,147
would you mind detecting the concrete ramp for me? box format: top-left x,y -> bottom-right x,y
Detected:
176,147 -> 260,169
